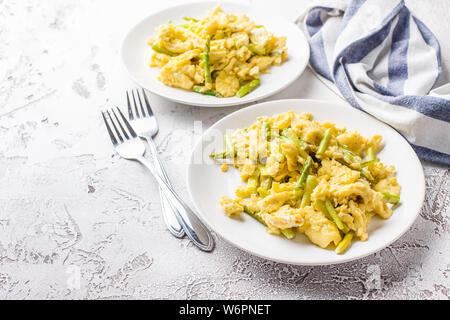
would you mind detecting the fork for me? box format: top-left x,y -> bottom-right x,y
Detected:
101,107 -> 214,252
126,89 -> 184,238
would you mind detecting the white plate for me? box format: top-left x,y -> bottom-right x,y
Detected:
186,99 -> 425,265
121,1 -> 310,107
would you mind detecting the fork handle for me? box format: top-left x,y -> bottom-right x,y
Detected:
135,155 -> 214,252
143,136 -> 185,238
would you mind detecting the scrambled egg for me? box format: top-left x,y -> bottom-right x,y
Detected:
213,111 -> 401,254
147,5 -> 287,97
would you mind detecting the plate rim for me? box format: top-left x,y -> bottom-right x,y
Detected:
186,98 -> 425,266
120,0 -> 310,107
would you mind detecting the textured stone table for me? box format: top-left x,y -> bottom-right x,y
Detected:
0,0 -> 448,299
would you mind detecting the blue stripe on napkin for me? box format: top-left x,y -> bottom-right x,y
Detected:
302,0 -> 450,164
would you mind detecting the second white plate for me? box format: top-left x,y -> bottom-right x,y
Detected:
186,99 -> 425,265
121,1 -> 310,107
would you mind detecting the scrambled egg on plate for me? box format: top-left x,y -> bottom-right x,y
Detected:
147,5 -> 288,97
213,111 -> 401,254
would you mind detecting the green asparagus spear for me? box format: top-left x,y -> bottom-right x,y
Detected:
260,175 -> 272,189
380,191 -> 400,204
236,79 -> 260,98
209,134 -> 235,159
366,146 -> 375,161
280,228 -> 296,240
335,232 -> 353,254
260,122 -> 271,139
300,175 -> 318,208
335,157 -> 374,183
280,129 -> 310,160
293,188 -> 304,198
314,199 -> 329,218
360,158 -> 380,167
151,44 -> 178,57
316,199 -> 349,232
192,86 -> 219,97
360,167 -> 374,182
243,206 -> 266,225
247,176 -> 259,192
203,36 -> 212,85
295,158 -> 311,190
269,49 -> 285,57
324,199 -> 347,232
178,24 -> 200,32
317,128 -> 332,156
243,206 -> 295,239
338,142 -> 360,165
337,142 -> 377,183
343,150 -> 356,163
257,187 -> 270,198
257,163 -> 270,176
257,175 -> 272,198
183,16 -> 199,22
357,146 -> 378,167
209,151 -> 227,159
279,136 -> 304,160
281,128 -> 309,150
247,44 -> 266,55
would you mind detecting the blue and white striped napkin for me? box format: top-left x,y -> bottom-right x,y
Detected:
298,0 -> 450,164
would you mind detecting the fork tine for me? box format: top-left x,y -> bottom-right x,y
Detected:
107,110 -> 124,143
126,91 -> 134,120
131,90 -> 140,118
111,108 -> 130,140
102,111 -> 118,146
141,89 -> 154,117
136,89 -> 146,117
116,107 -> 137,138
